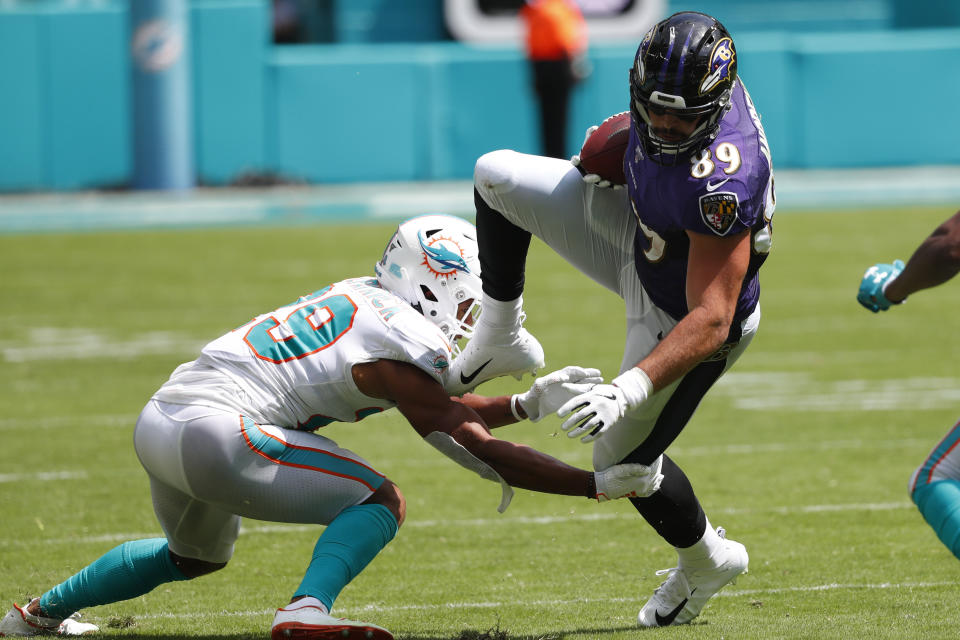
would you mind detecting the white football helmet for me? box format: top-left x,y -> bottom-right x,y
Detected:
375,214 -> 483,354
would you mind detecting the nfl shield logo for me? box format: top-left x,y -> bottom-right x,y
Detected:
699,192 -> 739,235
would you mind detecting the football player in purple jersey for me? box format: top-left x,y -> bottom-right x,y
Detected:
450,11 -> 775,626
858,208 -> 960,560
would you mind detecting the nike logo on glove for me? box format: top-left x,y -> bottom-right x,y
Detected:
459,359 -> 493,385
705,178 -> 730,192
654,596 -> 689,626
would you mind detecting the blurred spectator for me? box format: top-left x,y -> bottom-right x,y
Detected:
521,0 -> 589,159
273,0 -> 305,43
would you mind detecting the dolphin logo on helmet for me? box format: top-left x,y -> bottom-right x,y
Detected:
419,231 -> 470,278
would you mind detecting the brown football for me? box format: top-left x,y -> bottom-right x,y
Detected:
577,111 -> 631,185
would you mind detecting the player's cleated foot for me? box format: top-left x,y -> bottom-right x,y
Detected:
0,599 -> 98,636
447,317 -> 545,395
271,600 -> 392,640
637,528 -> 748,627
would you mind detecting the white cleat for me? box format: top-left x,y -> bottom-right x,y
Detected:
271,600 -> 392,640
637,528 -> 748,627
0,599 -> 98,636
447,319 -> 545,395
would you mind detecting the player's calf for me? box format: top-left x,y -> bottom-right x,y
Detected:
912,478 -> 960,559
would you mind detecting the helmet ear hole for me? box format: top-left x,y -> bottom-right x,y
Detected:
420,285 -> 438,302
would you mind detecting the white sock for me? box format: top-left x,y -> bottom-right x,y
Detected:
676,519 -> 725,568
285,596 -> 328,615
479,295 -> 523,330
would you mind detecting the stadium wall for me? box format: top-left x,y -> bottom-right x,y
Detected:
1,1 -> 958,191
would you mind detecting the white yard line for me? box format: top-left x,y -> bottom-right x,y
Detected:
0,415 -> 136,430
0,471 -> 87,483
112,580 -> 959,621
0,501 -> 913,548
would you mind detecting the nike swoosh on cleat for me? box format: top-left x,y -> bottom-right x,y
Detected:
705,178 -> 730,192
459,359 -> 493,385
654,595 -> 691,626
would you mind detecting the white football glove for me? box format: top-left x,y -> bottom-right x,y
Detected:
557,368 -> 653,442
594,463 -> 663,501
570,125 -> 624,190
511,366 -> 603,422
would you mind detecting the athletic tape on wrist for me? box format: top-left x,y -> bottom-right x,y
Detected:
509,394 -> 525,422
612,367 -> 653,408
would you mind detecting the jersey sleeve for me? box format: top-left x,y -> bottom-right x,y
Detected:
381,312 -> 453,385
680,142 -> 771,238
680,177 -> 754,237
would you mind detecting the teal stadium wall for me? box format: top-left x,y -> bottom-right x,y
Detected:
0,0 -> 959,191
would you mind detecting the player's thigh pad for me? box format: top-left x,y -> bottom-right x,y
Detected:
137,401 -> 384,528
147,475 -> 240,563
474,149 -> 633,294
135,401 -> 240,562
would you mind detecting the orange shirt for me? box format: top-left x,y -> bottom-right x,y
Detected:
521,0 -> 587,61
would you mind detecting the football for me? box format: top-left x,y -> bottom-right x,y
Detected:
577,111 -> 631,185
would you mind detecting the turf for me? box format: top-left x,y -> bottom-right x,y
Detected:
2,205 -> 960,639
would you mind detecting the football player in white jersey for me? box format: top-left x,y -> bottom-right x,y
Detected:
0,214 -> 663,640
858,208 -> 960,560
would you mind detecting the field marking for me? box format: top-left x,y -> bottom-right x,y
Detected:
714,372 -> 960,412
0,327 -> 203,362
0,414 -> 137,430
0,470 -> 87,484
0,501 -> 914,548
92,580 -> 958,622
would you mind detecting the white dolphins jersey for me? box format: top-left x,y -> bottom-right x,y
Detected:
153,277 -> 454,431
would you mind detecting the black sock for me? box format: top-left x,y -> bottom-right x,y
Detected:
475,188 -> 531,302
628,454 -> 707,548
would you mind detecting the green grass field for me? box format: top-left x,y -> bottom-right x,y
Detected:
2,204 -> 960,640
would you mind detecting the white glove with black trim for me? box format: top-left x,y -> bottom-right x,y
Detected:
569,125 -> 625,190
594,463 -> 663,501
511,366 -> 603,422
558,368 -> 653,442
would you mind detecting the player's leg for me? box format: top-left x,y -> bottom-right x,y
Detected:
592,296 -> 758,627
0,525 -> 190,638
908,419 -> 960,559
179,412 -> 397,639
451,150 -> 631,393
0,400 -> 227,637
273,480 -> 401,640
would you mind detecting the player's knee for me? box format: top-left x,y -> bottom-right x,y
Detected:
474,150 -> 517,196
168,551 -> 228,579
363,479 -> 406,527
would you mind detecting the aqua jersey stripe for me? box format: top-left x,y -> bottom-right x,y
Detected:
915,418 -> 960,489
239,416 -> 385,490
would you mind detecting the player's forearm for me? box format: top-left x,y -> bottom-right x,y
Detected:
636,307 -> 728,390
885,230 -> 960,302
472,438 -> 593,497
452,393 -> 519,428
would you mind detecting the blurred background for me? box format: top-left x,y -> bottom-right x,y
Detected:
0,0 -> 958,219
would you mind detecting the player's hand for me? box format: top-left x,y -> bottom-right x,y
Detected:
594,463 -> 663,501
570,125 -> 624,190
512,366 -> 603,422
557,368 -> 652,442
857,259 -> 905,312
557,384 -> 628,441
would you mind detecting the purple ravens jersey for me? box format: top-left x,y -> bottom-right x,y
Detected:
625,79 -> 774,337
